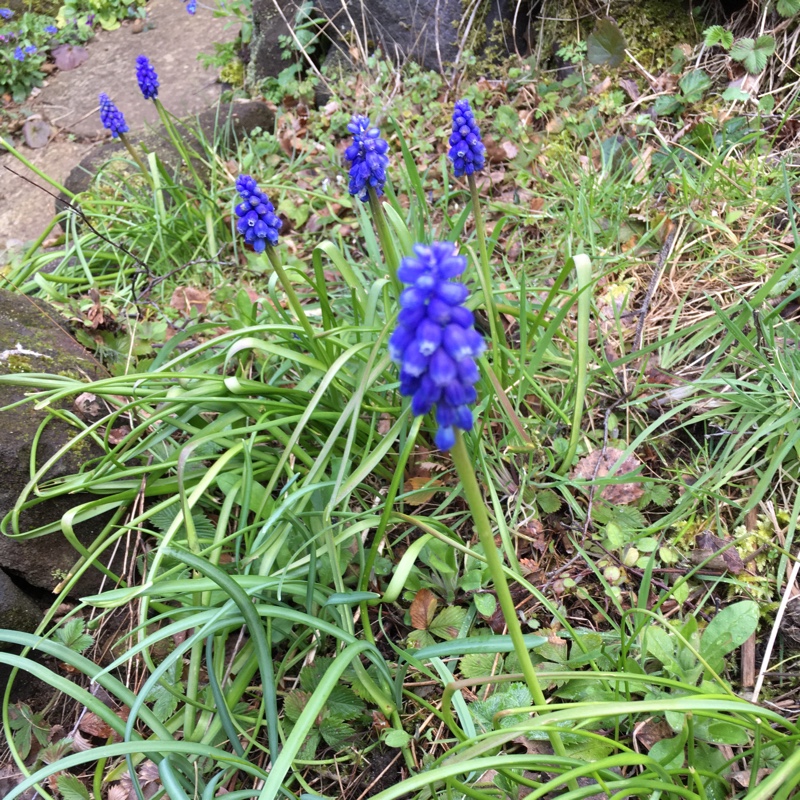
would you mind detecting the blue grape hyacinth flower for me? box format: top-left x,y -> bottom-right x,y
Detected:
136,55 -> 159,100
344,115 -> 389,202
13,45 -> 23,60
98,93 -> 129,138
234,175 -> 282,253
0,7 -> 13,19
448,99 -> 485,178
390,241 -> 485,451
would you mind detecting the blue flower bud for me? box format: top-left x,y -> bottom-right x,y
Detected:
345,115 -> 389,201
448,100 -> 485,178
390,241 -> 483,451
136,55 -> 159,100
234,175 -> 281,252
98,93 -> 129,138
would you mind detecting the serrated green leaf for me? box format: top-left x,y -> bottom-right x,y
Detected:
679,70 -> 712,104
654,94 -> 682,116
407,629 -> 435,649
703,25 -> 733,50
643,483 -> 673,508
56,774 -> 91,800
777,0 -> 800,18
300,657 -> 335,692
721,86 -> 750,102
55,619 -> 94,654
319,716 -> 355,748
9,703 -> 49,760
537,489 -> 561,514
39,737 -> 74,765
150,504 -> 216,539
730,36 -> 775,74
283,690 -> 310,723
460,651 -> 504,679
470,683 -> 533,732
146,681 -> 181,722
586,18 -> 627,68
428,606 -> 467,640
326,685 -> 366,717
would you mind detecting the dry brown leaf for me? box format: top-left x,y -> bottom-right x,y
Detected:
403,476 -> 444,506
689,531 -> 745,574
632,144 -> 654,184
107,784 -> 130,800
410,588 -> 438,631
79,711 -> 115,739
619,77 -> 640,102
572,448 -> 645,505
501,141 -> 518,159
634,717 -> 673,750
107,426 -> 131,446
169,287 -> 210,316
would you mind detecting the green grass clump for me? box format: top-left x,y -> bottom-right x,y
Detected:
3,25 -> 800,800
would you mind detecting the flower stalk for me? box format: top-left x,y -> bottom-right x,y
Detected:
450,430 -> 573,771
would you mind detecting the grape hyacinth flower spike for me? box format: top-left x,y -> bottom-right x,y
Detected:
234,175 -> 282,254
98,93 -> 129,138
448,99 -> 485,178
344,115 -> 389,202
343,114 -> 399,277
98,92 -> 152,178
233,174 -> 320,350
390,241 -> 484,451
0,7 -> 13,18
136,55 -> 159,100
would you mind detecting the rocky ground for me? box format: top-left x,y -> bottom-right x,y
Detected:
0,0 -> 239,255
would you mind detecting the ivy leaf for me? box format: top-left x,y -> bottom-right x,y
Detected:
703,25 -> 733,50
56,774 -> 91,800
729,36 -> 776,74
587,18 -> 628,68
55,619 -> 94,654
777,0 -> 800,18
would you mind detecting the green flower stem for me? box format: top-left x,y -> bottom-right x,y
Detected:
368,186 -> 400,289
154,98 -> 204,188
265,245 -> 318,345
118,132 -> 153,184
0,136 -> 74,198
468,173 -> 508,383
450,431 -> 574,775
559,254 -> 592,474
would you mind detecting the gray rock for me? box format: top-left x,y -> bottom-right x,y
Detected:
59,99 -> 275,210
313,0 -> 530,74
0,568 -> 42,634
248,0 -> 304,86
0,289 -> 115,596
